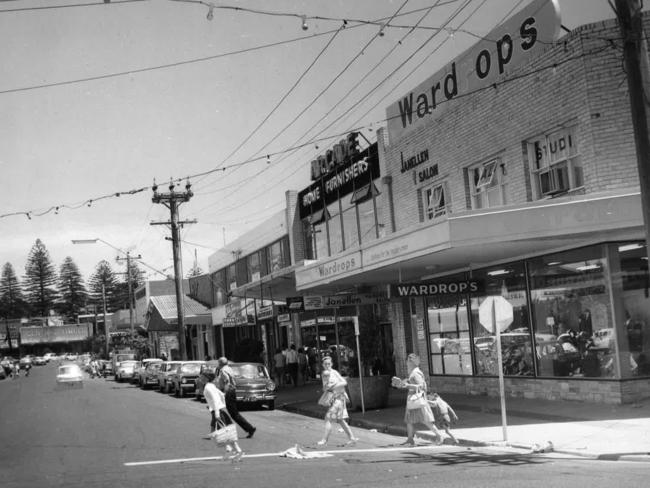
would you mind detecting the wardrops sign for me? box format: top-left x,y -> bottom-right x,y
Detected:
389,279 -> 485,298
386,0 -> 561,142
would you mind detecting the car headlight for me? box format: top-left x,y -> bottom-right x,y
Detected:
266,380 -> 277,391
181,377 -> 187,384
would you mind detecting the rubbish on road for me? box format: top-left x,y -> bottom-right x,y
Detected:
531,441 -> 554,453
369,429 -> 378,432
280,444 -> 333,459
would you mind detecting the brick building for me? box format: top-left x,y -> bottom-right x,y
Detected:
194,3 -> 650,403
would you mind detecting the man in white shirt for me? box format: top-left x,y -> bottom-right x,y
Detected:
216,357 -> 256,438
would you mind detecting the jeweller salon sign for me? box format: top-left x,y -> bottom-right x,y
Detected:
386,0 -> 560,142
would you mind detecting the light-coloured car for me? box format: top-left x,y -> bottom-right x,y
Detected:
157,361 -> 181,393
230,362 -> 277,410
139,361 -> 163,389
56,364 -> 83,388
134,358 -> 163,385
115,360 -> 138,382
170,361 -> 204,398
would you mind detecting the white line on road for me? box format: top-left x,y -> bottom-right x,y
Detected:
125,445 -> 442,467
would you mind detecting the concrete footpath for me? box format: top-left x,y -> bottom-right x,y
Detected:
275,381 -> 650,462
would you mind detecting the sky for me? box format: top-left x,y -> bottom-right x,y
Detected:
0,0 -> 630,286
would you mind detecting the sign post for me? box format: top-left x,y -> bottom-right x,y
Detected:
353,316 -> 365,414
478,295 -> 513,443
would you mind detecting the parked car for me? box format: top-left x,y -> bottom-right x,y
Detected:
133,358 -> 163,385
33,356 -> 47,366
194,360 -> 221,400
139,361 -> 164,389
157,361 -> 181,393
170,361 -> 204,397
100,360 -> 114,377
56,363 -> 83,388
230,362 -> 277,410
115,360 -> 138,382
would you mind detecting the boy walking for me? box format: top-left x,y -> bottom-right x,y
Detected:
427,393 -> 459,444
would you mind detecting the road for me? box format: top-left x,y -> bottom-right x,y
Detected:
0,362 -> 647,488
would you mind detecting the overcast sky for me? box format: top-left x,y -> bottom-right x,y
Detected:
0,0 -> 629,285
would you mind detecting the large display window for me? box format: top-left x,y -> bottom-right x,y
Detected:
611,241 -> 650,377
469,262 -> 534,377
528,245 -> 615,378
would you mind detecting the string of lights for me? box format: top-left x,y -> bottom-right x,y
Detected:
194,0 -> 473,211
0,42 -> 619,223
193,0 -> 412,205
0,0 -> 146,13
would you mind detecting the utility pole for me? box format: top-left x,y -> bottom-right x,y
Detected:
116,251 -> 141,340
102,283 -> 109,358
615,0 -> 650,254
151,179 -> 196,360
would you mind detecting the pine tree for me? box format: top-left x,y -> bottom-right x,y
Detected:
57,256 -> 87,321
23,239 -> 59,316
114,260 -> 144,311
88,260 -> 119,312
0,262 -> 28,318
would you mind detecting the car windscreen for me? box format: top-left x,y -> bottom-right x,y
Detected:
59,366 -> 81,375
116,354 -> 136,362
121,361 -> 137,367
146,363 -> 162,371
231,364 -> 268,379
180,364 -> 201,374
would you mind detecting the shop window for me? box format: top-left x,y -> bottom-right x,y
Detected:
527,125 -> 583,199
611,241 -> 650,378
267,238 -> 288,273
469,262 -> 534,377
211,270 -> 226,307
303,209 -> 329,260
247,251 -> 262,282
422,182 -> 449,220
528,245 -> 616,378
427,275 -> 473,375
226,263 -> 237,292
342,201 -> 359,250
327,201 -> 344,256
469,158 -> 508,209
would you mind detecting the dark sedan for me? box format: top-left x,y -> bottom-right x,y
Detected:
170,361 -> 204,398
230,362 -> 277,410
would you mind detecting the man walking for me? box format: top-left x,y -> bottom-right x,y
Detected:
216,357 -> 256,438
285,344 -> 299,387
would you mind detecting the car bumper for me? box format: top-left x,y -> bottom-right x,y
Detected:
236,393 -> 276,402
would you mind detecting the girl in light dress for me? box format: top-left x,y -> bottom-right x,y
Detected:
317,356 -> 359,447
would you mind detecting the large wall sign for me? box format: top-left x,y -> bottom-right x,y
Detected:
19,324 -> 93,345
299,142 -> 380,220
386,0 -> 560,142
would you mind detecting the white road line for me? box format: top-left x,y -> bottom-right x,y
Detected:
124,445 -> 441,467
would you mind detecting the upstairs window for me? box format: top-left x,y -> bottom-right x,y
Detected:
469,158 -> 508,209
423,182 -> 449,220
528,126 -> 582,198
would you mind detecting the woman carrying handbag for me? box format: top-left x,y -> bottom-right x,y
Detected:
204,372 -> 243,462
317,356 -> 359,447
392,353 -> 443,446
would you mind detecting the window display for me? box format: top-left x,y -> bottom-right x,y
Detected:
528,245 -> 615,378
469,262 -> 534,377
611,241 -> 650,377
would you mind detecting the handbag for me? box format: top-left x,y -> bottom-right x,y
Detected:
406,387 -> 427,410
210,412 -> 238,446
318,390 -> 334,407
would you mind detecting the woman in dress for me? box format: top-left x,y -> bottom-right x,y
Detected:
395,353 -> 442,446
317,356 -> 359,447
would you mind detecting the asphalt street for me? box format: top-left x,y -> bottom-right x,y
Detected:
0,362 -> 648,488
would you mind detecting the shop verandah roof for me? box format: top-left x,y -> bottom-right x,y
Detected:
145,295 -> 212,332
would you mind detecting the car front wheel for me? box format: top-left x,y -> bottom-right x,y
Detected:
266,400 -> 275,410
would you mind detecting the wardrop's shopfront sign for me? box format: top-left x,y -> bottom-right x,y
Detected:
389,279 -> 485,298
386,0 -> 560,142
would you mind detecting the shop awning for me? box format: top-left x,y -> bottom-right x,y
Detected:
145,295 -> 212,332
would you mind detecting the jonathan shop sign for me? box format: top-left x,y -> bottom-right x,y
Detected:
386,0 -> 560,142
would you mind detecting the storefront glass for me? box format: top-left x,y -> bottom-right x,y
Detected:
469,262 -> 534,377
611,241 -> 650,377
327,201 -> 344,255
358,197 -> 378,243
528,245 -> 616,378
426,274 -> 472,375
342,200 -> 359,250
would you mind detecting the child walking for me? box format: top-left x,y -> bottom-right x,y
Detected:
204,372 -> 244,462
427,393 -> 459,444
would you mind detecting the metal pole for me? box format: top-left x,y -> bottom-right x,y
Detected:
354,316 -> 365,414
126,252 -> 134,340
102,284 -> 109,358
493,299 -> 508,442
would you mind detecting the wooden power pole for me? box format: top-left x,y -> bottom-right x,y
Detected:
615,0 -> 650,255
151,180 -> 196,360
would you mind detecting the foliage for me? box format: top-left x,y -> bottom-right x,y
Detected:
0,262 -> 29,318
57,256 -> 88,321
23,239 -> 59,316
88,260 -> 119,312
113,260 -> 144,311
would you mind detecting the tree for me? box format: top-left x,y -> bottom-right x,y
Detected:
0,262 -> 28,318
23,239 -> 59,316
114,260 -> 144,311
88,260 -> 119,312
57,256 -> 87,321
